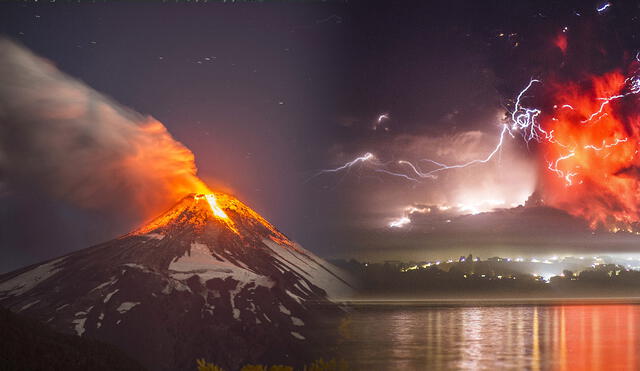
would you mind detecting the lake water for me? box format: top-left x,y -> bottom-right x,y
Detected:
336,302 -> 640,370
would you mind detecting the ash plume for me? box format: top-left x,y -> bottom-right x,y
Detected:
0,38 -> 210,220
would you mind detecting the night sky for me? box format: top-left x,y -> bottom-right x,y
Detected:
3,1 -> 640,273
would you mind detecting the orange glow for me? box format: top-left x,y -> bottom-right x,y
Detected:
540,70 -> 640,231
135,192 -> 294,246
194,193 -> 238,233
553,33 -> 567,54
211,192 -> 294,246
201,194 -> 230,219
117,119 -> 213,218
560,305 -> 638,370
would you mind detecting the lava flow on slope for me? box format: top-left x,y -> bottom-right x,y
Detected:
134,192 -> 295,247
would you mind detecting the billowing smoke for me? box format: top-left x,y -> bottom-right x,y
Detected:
0,38 -> 210,220
539,68 -> 640,231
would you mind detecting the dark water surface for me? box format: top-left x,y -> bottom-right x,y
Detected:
336,302 -> 640,370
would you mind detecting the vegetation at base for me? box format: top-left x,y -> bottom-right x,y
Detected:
0,306 -> 146,371
196,358 -> 348,371
303,358 -> 349,371
196,359 -> 225,371
240,366 -> 293,371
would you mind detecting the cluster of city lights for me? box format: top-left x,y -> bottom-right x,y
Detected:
391,253 -> 640,282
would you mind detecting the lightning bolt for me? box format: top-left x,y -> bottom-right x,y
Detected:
313,47 -> 640,233
584,137 -> 628,151
313,151 -> 422,182
410,123 -> 513,176
318,152 -> 374,174
581,95 -> 623,124
546,61 -> 640,186
547,152 -> 577,185
596,2 -> 611,13
374,169 -> 419,182
392,78 -> 540,178
316,64 -> 640,190
314,79 -> 540,184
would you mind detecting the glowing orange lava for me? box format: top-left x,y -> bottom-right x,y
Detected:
135,192 -> 293,246
198,194 -> 229,219
540,70 -> 640,231
208,192 -> 293,246
193,193 -> 238,233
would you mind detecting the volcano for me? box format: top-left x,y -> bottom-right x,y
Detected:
0,193 -> 353,370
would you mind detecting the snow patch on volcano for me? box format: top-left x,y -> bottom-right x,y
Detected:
169,242 -> 274,288
279,303 -> 291,315
0,257 -> 66,296
291,317 -> 304,326
103,289 -> 119,303
90,276 -> 118,292
263,240 -> 352,300
117,302 -> 140,314
19,300 -> 40,312
291,331 -> 305,340
144,233 -> 165,240
73,318 -> 87,336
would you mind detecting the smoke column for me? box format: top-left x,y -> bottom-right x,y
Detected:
0,38 -> 211,220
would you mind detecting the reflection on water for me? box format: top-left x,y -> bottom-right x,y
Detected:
339,304 -> 639,370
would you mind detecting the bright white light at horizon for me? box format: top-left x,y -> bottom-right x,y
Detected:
388,205 -> 433,228
456,199 -> 508,215
389,216 -> 411,228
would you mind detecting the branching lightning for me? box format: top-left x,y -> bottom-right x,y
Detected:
315,79 -> 542,184
418,123 -> 513,175
584,137 -> 628,151
547,152 -> 577,185
389,78 -> 541,180
315,49 -> 640,232
374,169 -> 419,182
318,152 -> 374,174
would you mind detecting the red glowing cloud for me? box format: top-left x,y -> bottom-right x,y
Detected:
553,33 -> 568,54
539,69 -> 640,231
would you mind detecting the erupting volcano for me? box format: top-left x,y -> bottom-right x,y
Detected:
0,192 -> 353,370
